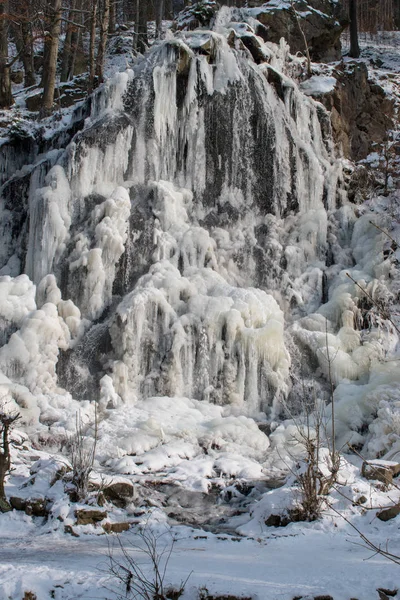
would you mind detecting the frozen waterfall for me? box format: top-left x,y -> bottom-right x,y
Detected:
2,12 -> 390,435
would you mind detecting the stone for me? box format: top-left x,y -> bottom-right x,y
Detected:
102,521 -> 131,533
240,35 -> 268,65
103,481 -> 134,507
355,495 -> 367,505
317,62 -> 395,161
25,93 -> 43,112
175,1 -> 219,31
10,496 -> 49,517
250,0 -> 347,62
25,499 -> 48,517
362,460 -> 400,485
0,497 -> 12,512
376,504 -> 400,522
64,525 -> 80,537
377,589 -> 398,599
265,514 -> 282,527
10,496 -> 26,511
75,508 -> 107,525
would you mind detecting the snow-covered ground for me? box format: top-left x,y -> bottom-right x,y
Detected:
0,505 -> 399,600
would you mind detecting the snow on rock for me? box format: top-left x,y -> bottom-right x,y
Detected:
99,396 -> 269,481
300,75 -> 337,96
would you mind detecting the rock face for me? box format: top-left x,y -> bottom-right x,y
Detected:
175,0 -> 347,62
306,63 -> 394,160
247,0 -> 347,62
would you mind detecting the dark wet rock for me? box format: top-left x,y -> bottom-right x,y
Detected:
377,589 -> 398,599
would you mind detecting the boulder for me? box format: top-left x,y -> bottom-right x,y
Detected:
103,480 -> 135,507
10,496 -> 26,511
362,460 -> 400,485
102,521 -> 131,533
25,499 -> 48,517
75,508 -> 107,525
10,496 -> 49,517
175,1 -> 219,31
249,0 -> 347,62
376,504 -> 400,522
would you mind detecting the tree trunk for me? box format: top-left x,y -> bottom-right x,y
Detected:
155,0 -> 164,38
109,0 -> 116,33
0,0 -> 13,108
41,0 -> 62,117
95,0 -> 110,84
88,0 -> 98,92
349,0 -> 360,58
61,0 -> 77,82
0,418 -> 14,513
136,0 -> 148,54
21,20 -> 36,87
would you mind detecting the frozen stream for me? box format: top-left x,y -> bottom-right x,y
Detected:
0,518 -> 399,600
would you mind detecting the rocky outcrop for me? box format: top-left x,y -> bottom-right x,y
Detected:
249,0 -> 348,62
306,63 -> 394,161
175,0 -> 347,63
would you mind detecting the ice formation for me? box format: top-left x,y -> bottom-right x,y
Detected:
0,8 -> 398,475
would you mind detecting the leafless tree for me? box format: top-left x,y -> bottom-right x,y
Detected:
105,520 -> 191,599
0,406 -> 20,512
68,406 -> 98,502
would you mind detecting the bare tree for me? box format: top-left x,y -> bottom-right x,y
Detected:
106,520 -> 191,600
0,407 -> 20,512
0,0 -> 13,108
134,0 -> 148,54
40,0 -> 63,117
95,0 -> 110,84
68,406 -> 98,502
290,0 -> 311,77
88,0 -> 98,92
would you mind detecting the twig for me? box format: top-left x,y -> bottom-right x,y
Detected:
346,272 -> 400,335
